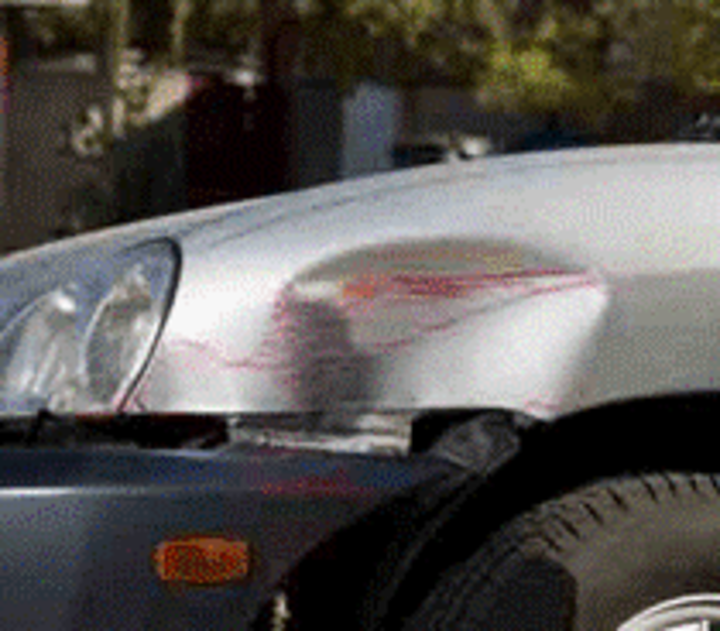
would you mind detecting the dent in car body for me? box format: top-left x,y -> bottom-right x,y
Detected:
8,145 -> 720,425
0,448 -> 454,630
138,145 -> 720,419
132,233 -> 610,417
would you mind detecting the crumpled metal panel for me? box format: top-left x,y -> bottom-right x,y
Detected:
131,145 -> 720,420
130,229 -> 610,418
9,145 -> 720,425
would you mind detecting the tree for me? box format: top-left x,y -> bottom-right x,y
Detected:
39,1 -> 720,140
185,0 -> 260,57
539,1 -> 720,133
41,0 -> 720,235
292,1 -> 607,121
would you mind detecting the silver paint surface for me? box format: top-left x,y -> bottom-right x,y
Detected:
5,144 -> 720,427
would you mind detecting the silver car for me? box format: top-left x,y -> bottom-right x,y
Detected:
2,143 -> 720,630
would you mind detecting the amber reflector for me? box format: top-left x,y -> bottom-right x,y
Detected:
153,536 -> 250,585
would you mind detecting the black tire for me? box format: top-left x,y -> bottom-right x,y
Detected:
402,473 -> 720,630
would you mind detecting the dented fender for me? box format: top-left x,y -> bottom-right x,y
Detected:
134,235 -> 611,419
89,146 -> 720,432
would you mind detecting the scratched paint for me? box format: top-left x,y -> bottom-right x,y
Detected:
341,268 -> 571,302
11,145 -> 720,447
133,268 -> 604,413
156,272 -> 599,372
333,271 -> 602,352
261,467 -> 376,499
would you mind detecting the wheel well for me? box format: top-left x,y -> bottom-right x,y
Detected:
249,466 -> 473,631
252,393 -> 720,629
379,392 -> 720,628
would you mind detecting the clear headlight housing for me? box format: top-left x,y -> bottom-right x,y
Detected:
0,240 -> 179,415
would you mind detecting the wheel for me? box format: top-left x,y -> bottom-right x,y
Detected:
401,473 -> 720,630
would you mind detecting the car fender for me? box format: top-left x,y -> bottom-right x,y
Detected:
134,235 -> 611,418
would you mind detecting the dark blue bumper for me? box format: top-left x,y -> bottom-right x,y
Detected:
0,446 -> 457,629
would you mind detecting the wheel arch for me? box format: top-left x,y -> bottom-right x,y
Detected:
377,392 -> 720,628
252,392 -> 720,629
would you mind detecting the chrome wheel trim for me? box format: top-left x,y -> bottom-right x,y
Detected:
617,594 -> 720,631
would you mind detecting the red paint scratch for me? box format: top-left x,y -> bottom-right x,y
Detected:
261,468 -> 375,499
142,272 -> 605,389
342,268 -> 572,303
346,273 -> 605,351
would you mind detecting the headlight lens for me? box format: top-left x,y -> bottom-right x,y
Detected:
0,241 -> 178,414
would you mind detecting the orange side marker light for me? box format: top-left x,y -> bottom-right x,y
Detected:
153,536 -> 251,585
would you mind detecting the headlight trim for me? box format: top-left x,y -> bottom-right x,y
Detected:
0,238 -> 181,415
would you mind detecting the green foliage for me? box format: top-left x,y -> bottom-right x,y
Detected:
185,0 -> 260,54
32,0 -> 720,122
479,43 -> 571,110
299,0 -> 489,89
300,1 -> 377,90
30,3 -> 107,53
671,1 -> 720,95
476,0 -> 720,121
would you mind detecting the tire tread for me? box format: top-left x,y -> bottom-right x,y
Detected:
401,473 -> 719,630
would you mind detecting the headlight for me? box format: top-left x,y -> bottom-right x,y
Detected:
0,240 -> 179,414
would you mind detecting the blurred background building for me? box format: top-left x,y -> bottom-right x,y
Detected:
1,0 -> 719,253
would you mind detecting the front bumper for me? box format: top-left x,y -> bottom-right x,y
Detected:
0,442 -> 457,629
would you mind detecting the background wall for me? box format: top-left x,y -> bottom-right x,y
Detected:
341,81 -> 401,180
3,61 -> 103,253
